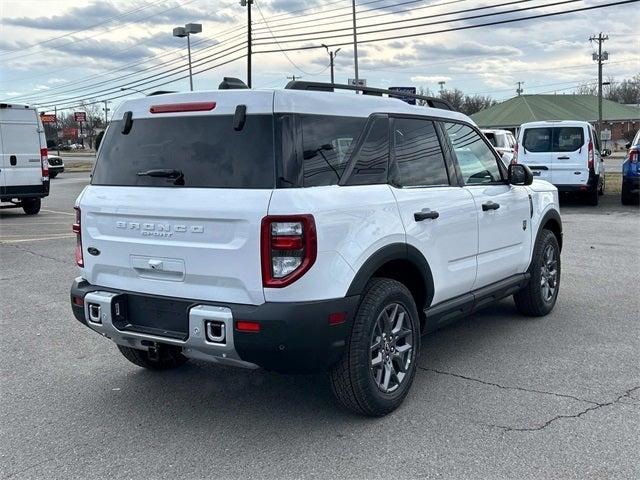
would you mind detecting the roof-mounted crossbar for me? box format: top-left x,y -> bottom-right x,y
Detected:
284,81 -> 455,111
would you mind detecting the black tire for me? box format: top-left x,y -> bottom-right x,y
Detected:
329,278 -> 421,417
22,198 -> 41,215
117,344 -> 188,370
586,181 -> 599,206
514,229 -> 560,317
621,185 -> 637,205
49,172 -> 58,179
598,174 -> 605,195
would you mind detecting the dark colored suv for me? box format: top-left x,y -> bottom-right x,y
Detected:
622,130 -> 640,205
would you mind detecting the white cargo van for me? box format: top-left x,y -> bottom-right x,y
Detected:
0,103 -> 50,214
515,120 -> 605,205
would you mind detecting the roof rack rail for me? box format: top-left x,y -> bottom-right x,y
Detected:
284,81 -> 455,111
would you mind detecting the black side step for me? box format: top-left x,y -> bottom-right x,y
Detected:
423,273 -> 530,333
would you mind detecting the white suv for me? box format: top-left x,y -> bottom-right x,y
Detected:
515,120 -> 605,205
70,81 -> 562,416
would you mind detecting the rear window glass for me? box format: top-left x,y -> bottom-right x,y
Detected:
523,128 -> 552,152
554,127 -> 584,152
484,132 -> 508,148
300,115 -> 366,187
92,115 -> 275,188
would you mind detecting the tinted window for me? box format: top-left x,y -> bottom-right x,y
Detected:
393,118 -> 449,187
554,127 -> 584,152
345,116 -> 389,186
523,127 -> 552,152
300,115 -> 365,186
484,132 -> 497,146
92,115 -> 274,188
444,122 -> 502,184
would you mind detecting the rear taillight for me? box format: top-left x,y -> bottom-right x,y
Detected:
629,149 -> 639,163
512,143 -> 518,163
73,206 -> 83,267
40,147 -> 49,179
588,141 -> 594,169
261,215 -> 317,288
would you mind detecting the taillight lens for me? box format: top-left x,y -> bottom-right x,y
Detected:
40,147 -> 49,178
588,141 -> 594,169
73,206 -> 83,267
629,149 -> 638,163
261,215 -> 317,288
512,143 -> 518,163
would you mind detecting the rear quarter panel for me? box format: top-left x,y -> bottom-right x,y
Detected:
266,185 -> 405,302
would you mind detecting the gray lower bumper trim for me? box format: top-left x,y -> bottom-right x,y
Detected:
83,290 -> 258,369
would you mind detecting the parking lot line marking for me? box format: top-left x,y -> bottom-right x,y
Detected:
41,209 -> 75,216
0,234 -> 75,244
1,232 -> 73,238
0,222 -> 71,226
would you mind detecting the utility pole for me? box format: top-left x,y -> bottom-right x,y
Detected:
590,32 -> 609,139
351,0 -> 359,84
516,81 -> 524,96
438,81 -> 446,92
322,44 -> 341,84
287,75 -> 301,82
241,0 -> 253,88
54,106 -> 60,155
103,100 -> 110,125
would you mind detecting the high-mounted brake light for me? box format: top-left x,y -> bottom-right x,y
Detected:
73,206 -> 83,267
149,102 -> 216,114
261,215 -> 317,288
40,148 -> 49,179
588,140 -> 594,170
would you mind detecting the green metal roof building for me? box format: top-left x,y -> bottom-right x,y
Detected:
470,94 -> 640,129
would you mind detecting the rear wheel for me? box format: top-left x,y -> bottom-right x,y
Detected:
117,344 -> 188,370
598,174 -> 605,195
329,278 -> 420,416
514,229 -> 560,316
621,184 -> 637,205
586,181 -> 599,206
49,172 -> 58,179
22,198 -> 41,215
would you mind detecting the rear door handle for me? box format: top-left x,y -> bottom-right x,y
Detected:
557,156 -> 570,160
414,210 -> 439,221
482,201 -> 500,211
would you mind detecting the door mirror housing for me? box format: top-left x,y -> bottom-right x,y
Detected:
508,163 -> 533,186
601,149 -> 610,158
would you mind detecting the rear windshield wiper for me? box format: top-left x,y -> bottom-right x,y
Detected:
137,169 -> 184,185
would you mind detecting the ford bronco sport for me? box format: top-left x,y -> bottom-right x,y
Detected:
70,80 -> 562,416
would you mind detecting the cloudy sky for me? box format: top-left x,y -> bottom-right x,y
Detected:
0,0 -> 637,115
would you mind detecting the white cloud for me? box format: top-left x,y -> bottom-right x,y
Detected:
411,75 -> 452,83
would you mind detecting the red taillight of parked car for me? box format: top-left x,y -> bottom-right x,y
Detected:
40,147 -> 49,179
512,143 -> 519,164
629,149 -> 639,163
261,215 -> 317,288
72,206 -> 83,267
588,141 -> 594,170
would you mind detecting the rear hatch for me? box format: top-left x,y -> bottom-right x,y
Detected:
0,107 -> 44,187
79,91 -> 275,305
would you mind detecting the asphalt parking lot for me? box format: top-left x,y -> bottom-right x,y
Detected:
1,172 -> 638,480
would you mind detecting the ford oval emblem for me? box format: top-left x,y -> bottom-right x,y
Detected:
87,247 -> 101,256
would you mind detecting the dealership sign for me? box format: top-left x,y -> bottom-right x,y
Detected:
40,113 -> 57,123
74,112 -> 87,122
389,87 -> 417,105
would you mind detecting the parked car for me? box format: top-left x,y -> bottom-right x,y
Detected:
515,120 -> 605,205
0,102 -> 49,214
47,154 -> 65,178
69,81 -> 562,416
621,129 -> 640,205
482,128 -> 516,165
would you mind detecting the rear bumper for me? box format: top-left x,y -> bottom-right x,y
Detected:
0,182 -> 49,201
556,171 -> 598,192
70,278 -> 359,374
49,165 -> 64,174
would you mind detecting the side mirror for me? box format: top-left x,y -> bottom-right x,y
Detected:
508,163 -> 533,186
601,149 -> 610,158
626,142 -> 632,150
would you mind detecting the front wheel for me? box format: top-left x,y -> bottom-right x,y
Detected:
117,344 -> 188,370
514,229 -> 560,316
329,278 -> 420,416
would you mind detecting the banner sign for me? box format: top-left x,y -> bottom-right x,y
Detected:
74,112 -> 87,122
40,113 -> 57,123
389,86 -> 417,105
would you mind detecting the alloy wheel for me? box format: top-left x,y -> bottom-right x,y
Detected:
540,244 -> 558,302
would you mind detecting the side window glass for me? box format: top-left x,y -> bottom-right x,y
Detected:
344,116 -> 389,186
523,128 -> 552,152
444,122 -> 502,185
393,118 -> 449,187
300,115 -> 365,187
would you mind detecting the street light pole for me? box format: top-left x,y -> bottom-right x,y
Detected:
173,23 -> 202,91
241,0 -> 253,88
351,0 -> 359,83
322,44 -> 341,84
